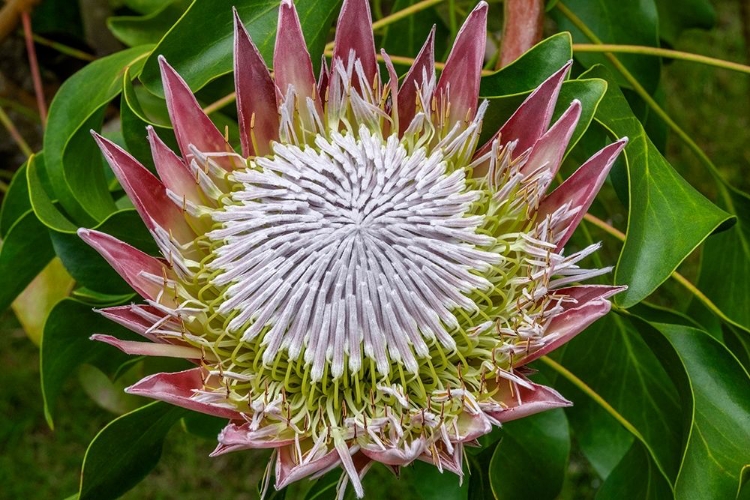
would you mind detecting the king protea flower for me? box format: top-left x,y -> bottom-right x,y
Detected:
80,0 -> 627,496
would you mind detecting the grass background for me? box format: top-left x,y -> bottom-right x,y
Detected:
1,0 -> 748,498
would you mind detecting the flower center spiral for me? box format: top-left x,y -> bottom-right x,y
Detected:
206,126 -> 499,381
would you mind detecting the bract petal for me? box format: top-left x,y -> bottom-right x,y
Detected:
234,9 -> 279,157
77,229 -> 170,302
436,2 -> 487,128
537,138 -> 628,249
126,368 -> 243,419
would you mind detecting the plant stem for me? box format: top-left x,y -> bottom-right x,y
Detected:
21,10 -> 47,127
31,33 -> 96,61
573,43 -> 750,76
556,2 -> 734,211
499,0 -> 544,69
203,92 -> 237,115
0,105 -> 33,157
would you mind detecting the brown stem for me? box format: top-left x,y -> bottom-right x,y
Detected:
498,0 -> 544,69
21,10 -> 46,126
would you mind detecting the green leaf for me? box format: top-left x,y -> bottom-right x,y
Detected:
489,408 -> 570,500
181,412 -> 226,440
655,0 -> 716,45
551,0 -> 662,94
550,313 -> 682,484
27,154 -> 78,233
108,0 -> 191,47
139,0 -> 342,96
50,209 -> 158,295
596,441 -> 672,500
467,439 -> 499,500
78,402 -> 187,500
40,298 -> 138,428
405,460 -> 468,500
0,163 -> 30,238
479,33 -> 572,97
583,65 -> 733,307
43,45 -> 153,225
696,187 -> 750,333
0,210 -> 55,312
649,323 -> 750,500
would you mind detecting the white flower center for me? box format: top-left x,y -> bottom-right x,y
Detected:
207,126 -> 498,380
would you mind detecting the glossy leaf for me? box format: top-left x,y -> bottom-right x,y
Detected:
78,402 -> 187,500
583,65 -> 733,307
489,408 -> 570,500
696,187 -> 750,333
27,154 -> 78,233
139,0 -> 342,96
596,441 -> 672,500
108,0 -> 191,47
0,210 -> 55,312
40,298 -> 138,428
551,0 -> 661,94
0,163 -> 30,238
650,322 -> 750,500
42,45 -> 153,225
551,313 -> 682,484
479,33 -> 571,97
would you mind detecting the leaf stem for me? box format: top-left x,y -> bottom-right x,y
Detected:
540,356 -> 645,440
31,33 -> 96,62
556,1 -> 733,209
0,105 -> 33,157
573,44 -> 750,76
21,10 -> 47,127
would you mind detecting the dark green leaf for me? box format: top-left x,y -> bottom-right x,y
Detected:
43,45 -> 153,225
50,209 -> 157,295
489,408 -> 570,500
583,65 -> 733,307
551,0 -> 661,93
78,402 -> 187,500
139,0 -> 342,96
108,0 -> 191,47
551,313 -> 682,483
595,441 -> 672,500
650,323 -> 750,500
655,0 -> 716,45
181,412 -> 226,440
405,460 -> 468,500
467,439 -> 499,500
0,210 -> 55,312
479,33 -> 572,97
0,163 -> 30,238
40,298 -> 137,428
27,154 -> 78,233
696,187 -> 750,333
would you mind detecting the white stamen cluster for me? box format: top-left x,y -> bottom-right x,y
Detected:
207,126 -> 499,380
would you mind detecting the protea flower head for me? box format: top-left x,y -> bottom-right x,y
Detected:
81,0 -> 627,496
